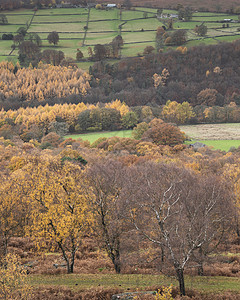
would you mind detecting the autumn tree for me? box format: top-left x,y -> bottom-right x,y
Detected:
155,26 -> 166,52
171,29 -> 187,46
94,44 -> 107,61
17,27 -> 27,37
127,162 -> 232,295
18,41 -> 41,67
153,69 -> 170,88
47,31 -> 59,46
0,14 -> 8,24
112,35 -> 123,49
76,50 -> 84,61
121,111 -> 138,129
142,120 -> 186,146
194,23 -> 207,36
132,122 -> 149,140
124,0 -> 132,10
24,154 -> 92,274
162,100 -> 195,124
178,6 -> 192,21
143,46 -> 155,55
85,159 -> 130,273
0,254 -> 32,300
25,32 -> 42,46
0,172 -> 28,258
223,162 -> 240,236
41,49 -> 65,66
105,99 -> 129,117
197,88 -> 219,106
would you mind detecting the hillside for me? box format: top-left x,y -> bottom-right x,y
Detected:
1,6 -> 240,65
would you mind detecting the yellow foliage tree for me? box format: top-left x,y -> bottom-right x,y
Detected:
223,162 -> 240,236
0,172 -> 27,257
105,99 -> 130,116
0,254 -> 32,300
162,100 -> 195,124
24,155 -> 92,273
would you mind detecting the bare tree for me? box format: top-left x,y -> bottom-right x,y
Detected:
127,162 -> 232,295
84,159 -> 130,273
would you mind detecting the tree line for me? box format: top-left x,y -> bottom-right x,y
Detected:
2,98 -> 240,145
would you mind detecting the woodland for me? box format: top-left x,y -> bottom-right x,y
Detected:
1,1 -> 240,300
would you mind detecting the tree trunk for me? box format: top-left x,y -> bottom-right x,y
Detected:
176,268 -> 185,296
161,245 -> 165,262
70,258 -> 74,274
113,250 -> 121,274
197,248 -> 204,276
235,215 -> 240,238
197,263 -> 204,276
66,260 -> 71,274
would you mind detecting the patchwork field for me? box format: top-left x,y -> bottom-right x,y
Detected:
1,7 -> 240,62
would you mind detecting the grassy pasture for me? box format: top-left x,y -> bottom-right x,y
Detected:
185,140 -> 240,151
122,31 -> 155,43
37,8 -> 88,15
65,123 -> 240,151
121,42 -> 155,56
33,15 -> 87,23
6,14 -> 32,24
121,10 -> 146,20
1,7 -> 240,61
88,20 -> 120,32
86,32 -> 118,45
65,130 -> 133,144
192,15 -> 239,22
123,18 -> 160,31
29,273 -> 240,294
135,8 -> 157,13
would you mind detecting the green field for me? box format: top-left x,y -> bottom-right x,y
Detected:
65,130 -> 133,144
185,140 -> 240,151
65,123 -> 240,151
29,273 -> 240,294
1,7 -> 240,60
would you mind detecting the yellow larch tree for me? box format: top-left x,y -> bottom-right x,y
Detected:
105,99 -> 130,116
162,100 -> 195,124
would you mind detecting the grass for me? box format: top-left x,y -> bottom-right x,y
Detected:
29,273 -> 240,294
65,130 -> 133,144
85,32 -> 118,45
121,42 -> 155,56
64,123 -> 240,151
123,18 -> 160,31
185,140 -> 240,151
1,8 -> 240,61
121,10 -> 146,20
33,15 -> 87,23
181,123 -> 240,151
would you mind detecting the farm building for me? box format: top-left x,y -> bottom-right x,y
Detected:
106,4 -> 117,8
